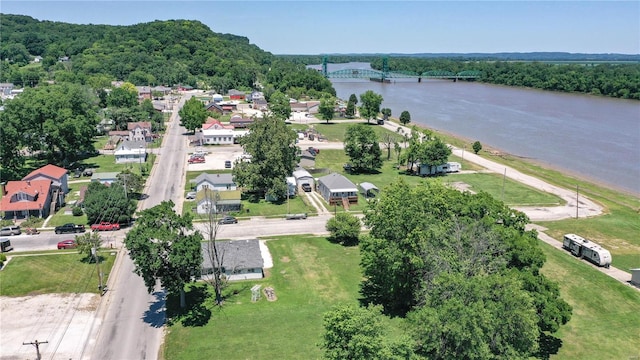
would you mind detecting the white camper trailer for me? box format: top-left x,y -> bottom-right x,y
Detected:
562,234 -> 612,268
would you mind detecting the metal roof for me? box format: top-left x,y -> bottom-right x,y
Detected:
201,239 -> 264,271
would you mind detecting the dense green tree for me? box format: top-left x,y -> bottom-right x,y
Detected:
125,200 -> 203,308
381,108 -> 392,120
321,305 -> 415,360
107,85 -> 138,108
399,110 -> 411,125
418,137 -> 452,170
0,111 -> 23,180
472,140 -> 482,154
268,90 -> 291,121
233,115 -> 299,200
326,212 -> 361,246
318,96 -> 335,123
117,170 -> 145,198
179,97 -> 208,132
348,93 -> 358,105
359,90 -> 384,124
409,273 -> 539,359
344,124 -> 382,173
0,83 -> 98,166
83,181 -> 136,225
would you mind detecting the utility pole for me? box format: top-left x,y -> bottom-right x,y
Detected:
92,247 -> 104,292
23,339 -> 48,360
576,185 -> 579,219
501,168 -> 507,203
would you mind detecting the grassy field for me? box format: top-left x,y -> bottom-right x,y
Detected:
163,236 -> 362,360
539,242 -> 640,359
0,250 -> 117,296
162,234 -> 640,360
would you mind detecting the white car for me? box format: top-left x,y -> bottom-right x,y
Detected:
186,192 -> 196,200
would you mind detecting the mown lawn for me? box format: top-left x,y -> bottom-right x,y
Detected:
539,242 -> 640,359
163,236 -> 362,360
0,250 -> 117,296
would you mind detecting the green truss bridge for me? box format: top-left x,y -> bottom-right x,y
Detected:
320,57 -> 480,82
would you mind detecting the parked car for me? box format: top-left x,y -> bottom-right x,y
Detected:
186,191 -> 197,200
57,239 -> 77,249
188,157 -> 205,164
91,222 -> 120,231
307,147 -> 320,155
225,160 -> 232,168
55,223 -> 86,234
218,216 -> 238,225
301,183 -> 312,192
286,213 -> 308,220
0,226 -> 21,236
83,168 -> 94,177
1,238 -> 13,252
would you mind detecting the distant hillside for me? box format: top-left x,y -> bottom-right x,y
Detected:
0,14 -> 273,90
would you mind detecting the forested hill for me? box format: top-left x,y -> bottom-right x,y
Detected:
0,14 -> 273,90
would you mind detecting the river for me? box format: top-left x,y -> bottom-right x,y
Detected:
316,62 -> 640,195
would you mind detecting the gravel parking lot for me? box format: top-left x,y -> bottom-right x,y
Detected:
187,144 -> 245,171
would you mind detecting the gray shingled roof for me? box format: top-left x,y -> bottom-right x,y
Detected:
191,173 -> 235,186
201,239 -> 263,271
318,173 -> 357,191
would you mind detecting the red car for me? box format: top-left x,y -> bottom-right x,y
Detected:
57,239 -> 77,249
91,222 -> 120,231
188,157 -> 205,164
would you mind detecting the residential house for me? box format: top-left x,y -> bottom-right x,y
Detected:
253,98 -> 268,112
317,173 -> 358,206
202,118 -> 234,131
204,102 -> 224,115
229,114 -> 254,129
151,85 -> 172,95
136,86 -> 152,101
0,83 -> 14,96
228,89 -> 245,100
22,164 -> 69,196
306,100 -> 320,114
32,56 -> 43,63
0,180 -> 53,219
90,172 -> 120,185
201,239 -> 264,281
177,85 -> 194,91
114,140 -> 147,164
191,173 -> 237,192
246,91 -> 264,102
219,101 -> 238,112
128,121 -> 153,142
195,188 -> 242,215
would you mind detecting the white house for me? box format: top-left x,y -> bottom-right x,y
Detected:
128,122 -> 153,142
114,140 -> 147,164
191,173 -> 237,192
317,173 -> 358,206
91,172 -> 120,185
201,239 -> 264,281
195,189 -> 242,215
201,128 -> 235,145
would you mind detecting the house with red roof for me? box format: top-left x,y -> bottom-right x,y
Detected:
202,118 -> 234,130
21,163 -> 69,209
1,179 -> 53,219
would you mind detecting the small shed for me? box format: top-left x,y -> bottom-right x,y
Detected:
293,169 -> 314,187
359,182 -> 379,198
212,93 -> 224,102
201,239 -> 264,281
631,268 -> 640,287
91,172 -> 120,185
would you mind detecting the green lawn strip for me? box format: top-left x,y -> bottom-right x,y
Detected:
0,250 -> 117,296
539,242 -> 640,359
164,236 -> 363,360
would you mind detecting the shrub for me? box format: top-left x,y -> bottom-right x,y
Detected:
72,206 -> 84,216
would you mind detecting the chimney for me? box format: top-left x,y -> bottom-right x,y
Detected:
1,182 -> 6,195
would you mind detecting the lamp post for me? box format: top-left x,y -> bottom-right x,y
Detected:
461,144 -> 465,167
139,145 -> 144,174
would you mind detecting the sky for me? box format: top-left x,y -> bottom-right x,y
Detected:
2,1 -> 639,55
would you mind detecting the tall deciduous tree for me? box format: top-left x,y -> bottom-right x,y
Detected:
381,108 -> 391,120
399,110 -> 411,125
322,305 -> 414,360
107,84 -> 138,108
472,140 -> 483,154
318,96 -> 335,124
268,90 -> 291,121
233,115 -> 299,200
83,181 -> 136,225
75,231 -> 103,262
125,201 -> 203,308
179,96 -> 208,132
344,124 -> 382,173
359,90 -> 383,124
345,100 -> 356,118
418,136 -> 452,170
